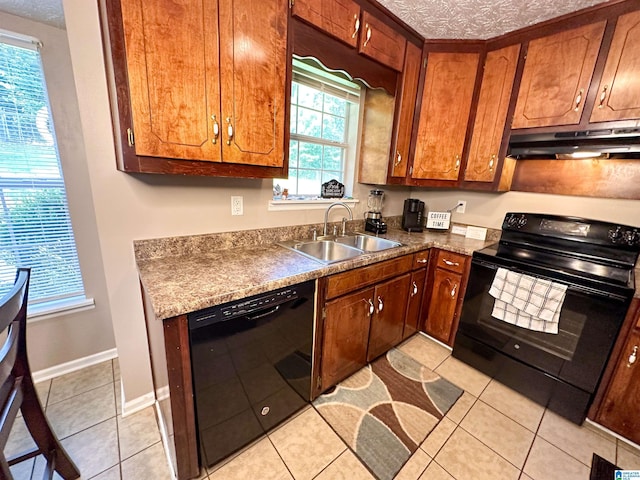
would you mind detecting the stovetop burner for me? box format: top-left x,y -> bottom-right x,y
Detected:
477,213 -> 640,296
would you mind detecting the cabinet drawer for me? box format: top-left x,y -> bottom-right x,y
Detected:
412,250 -> 430,269
326,255 -> 413,299
434,250 -> 467,274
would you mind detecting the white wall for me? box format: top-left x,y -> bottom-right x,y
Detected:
0,12 -> 115,372
411,189 -> 640,229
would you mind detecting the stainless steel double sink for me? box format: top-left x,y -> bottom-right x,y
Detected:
279,233 -> 402,264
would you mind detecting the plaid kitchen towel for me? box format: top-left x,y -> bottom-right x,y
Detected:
488,267 -> 567,334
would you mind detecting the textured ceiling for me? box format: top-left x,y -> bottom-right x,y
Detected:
0,0 -> 610,38
0,0 -> 64,29
377,0 -> 610,39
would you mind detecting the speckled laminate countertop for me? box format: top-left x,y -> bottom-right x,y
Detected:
135,220 -> 499,321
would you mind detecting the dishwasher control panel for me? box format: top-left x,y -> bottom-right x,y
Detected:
188,284 -> 304,329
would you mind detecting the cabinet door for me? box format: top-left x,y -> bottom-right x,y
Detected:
321,288 -> 374,389
358,11 -> 407,72
590,10 -> 640,123
425,268 -> 462,345
218,0 -> 287,167
367,274 -> 410,361
291,0 -> 360,48
403,269 -> 427,340
596,326 -> 640,445
412,52 -> 479,181
464,44 -> 520,183
121,0 -> 221,161
389,42 -> 422,179
512,22 -> 606,129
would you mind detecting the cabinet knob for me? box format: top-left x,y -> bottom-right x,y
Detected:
367,298 -> 375,316
351,14 -> 360,39
411,281 -> 418,296
455,155 -> 460,170
363,25 -> 372,47
226,117 -> 234,146
598,85 -> 609,108
628,345 -> 638,367
489,154 -> 496,171
450,283 -> 458,298
211,115 -> 219,144
573,89 -> 584,112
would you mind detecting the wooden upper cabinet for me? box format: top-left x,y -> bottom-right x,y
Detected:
358,11 -> 407,71
412,52 -> 479,182
121,0 -> 221,161
290,0 -> 360,48
117,0 -> 286,168
218,0 -> 287,167
464,44 -> 520,183
512,22 -> 606,129
389,42 -> 421,179
590,10 -> 640,123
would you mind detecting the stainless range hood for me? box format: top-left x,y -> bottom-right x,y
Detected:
508,128 -> 640,158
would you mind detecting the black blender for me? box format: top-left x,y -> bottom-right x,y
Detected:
364,189 -> 387,234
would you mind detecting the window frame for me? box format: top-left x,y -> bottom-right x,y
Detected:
0,29 -> 92,319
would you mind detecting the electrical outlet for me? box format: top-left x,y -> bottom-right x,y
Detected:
456,200 -> 467,214
231,196 -> 243,216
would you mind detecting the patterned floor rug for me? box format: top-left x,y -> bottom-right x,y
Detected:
313,347 -> 463,480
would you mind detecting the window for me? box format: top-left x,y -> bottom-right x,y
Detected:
0,31 -> 86,313
274,58 -> 361,199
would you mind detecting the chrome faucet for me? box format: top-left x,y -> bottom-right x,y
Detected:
323,202 -> 353,236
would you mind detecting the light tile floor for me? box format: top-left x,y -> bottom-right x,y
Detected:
7,333 -> 640,480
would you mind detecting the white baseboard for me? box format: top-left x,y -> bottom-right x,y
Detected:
155,401 -> 177,480
155,385 -> 170,402
121,384 -> 155,417
33,348 -> 118,383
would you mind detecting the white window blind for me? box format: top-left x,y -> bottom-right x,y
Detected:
0,35 -> 85,307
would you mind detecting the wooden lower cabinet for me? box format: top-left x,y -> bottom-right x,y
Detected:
321,287 -> 374,390
593,299 -> 640,445
403,268 -> 427,340
367,274 -> 411,361
422,250 -> 470,346
318,254 -> 417,391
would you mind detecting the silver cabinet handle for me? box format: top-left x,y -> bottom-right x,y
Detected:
411,281 -> 418,296
443,259 -> 460,267
368,299 -> 375,316
377,296 -> 383,313
212,115 -> 219,144
450,283 -> 458,298
226,117 -> 233,145
416,259 -> 428,264
489,154 -> 495,171
352,14 -> 360,39
363,24 -> 372,47
455,155 -> 460,170
573,89 -> 584,112
628,345 -> 638,367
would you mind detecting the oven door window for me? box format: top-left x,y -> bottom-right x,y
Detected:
458,261 -> 628,393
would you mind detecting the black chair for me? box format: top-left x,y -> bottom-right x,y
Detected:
0,268 -> 80,479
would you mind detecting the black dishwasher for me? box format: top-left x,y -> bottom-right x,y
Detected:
188,280 -> 315,468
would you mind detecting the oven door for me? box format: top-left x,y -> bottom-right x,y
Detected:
457,257 -> 630,394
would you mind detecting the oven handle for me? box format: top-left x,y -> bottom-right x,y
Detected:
471,258 -> 629,302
